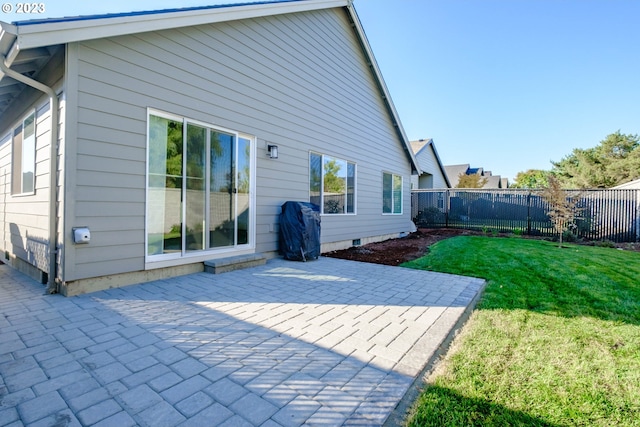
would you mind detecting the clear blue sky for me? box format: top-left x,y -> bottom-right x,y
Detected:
3,0 -> 639,181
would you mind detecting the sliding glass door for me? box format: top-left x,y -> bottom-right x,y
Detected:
236,137 -> 251,246
147,111 -> 254,260
209,131 -> 235,248
186,124 -> 206,252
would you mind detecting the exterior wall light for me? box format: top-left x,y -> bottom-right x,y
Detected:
267,144 -> 278,159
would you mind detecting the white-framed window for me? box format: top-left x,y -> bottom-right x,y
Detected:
146,109 -> 255,260
383,172 -> 403,214
12,111 -> 36,195
309,152 -> 356,215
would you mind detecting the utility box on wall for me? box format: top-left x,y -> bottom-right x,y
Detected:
73,227 -> 91,244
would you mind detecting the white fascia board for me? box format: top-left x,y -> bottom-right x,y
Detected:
0,21 -> 17,37
345,2 -> 421,175
0,23 -> 18,55
0,24 -> 18,80
12,0 -> 349,50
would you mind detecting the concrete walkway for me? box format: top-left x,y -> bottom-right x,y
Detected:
0,257 -> 485,427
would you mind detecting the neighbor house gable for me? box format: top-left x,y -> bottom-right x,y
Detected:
410,138 -> 450,188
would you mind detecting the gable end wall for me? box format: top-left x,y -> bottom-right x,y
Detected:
64,7 -> 413,281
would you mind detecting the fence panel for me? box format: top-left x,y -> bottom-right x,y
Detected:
411,189 -> 639,242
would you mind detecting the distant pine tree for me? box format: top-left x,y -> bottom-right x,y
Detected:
552,131 -> 640,188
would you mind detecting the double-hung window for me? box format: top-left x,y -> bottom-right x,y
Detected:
12,111 -> 36,195
309,152 -> 356,215
382,172 -> 403,214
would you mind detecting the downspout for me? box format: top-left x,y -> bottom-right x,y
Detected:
0,55 -> 59,292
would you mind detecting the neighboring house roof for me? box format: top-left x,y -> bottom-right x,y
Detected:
444,163 -> 509,189
613,178 -> 640,189
409,138 -> 451,188
409,138 -> 431,154
0,0 -> 420,174
444,164 -> 470,188
484,175 -> 502,188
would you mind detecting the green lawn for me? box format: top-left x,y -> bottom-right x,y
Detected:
402,236 -> 640,427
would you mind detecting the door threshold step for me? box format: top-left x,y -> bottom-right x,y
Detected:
204,253 -> 266,274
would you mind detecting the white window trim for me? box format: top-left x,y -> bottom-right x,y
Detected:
309,151 -> 357,216
382,172 -> 403,215
145,108 -> 257,264
11,109 -> 37,197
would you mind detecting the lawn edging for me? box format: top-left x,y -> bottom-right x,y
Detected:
383,274 -> 488,427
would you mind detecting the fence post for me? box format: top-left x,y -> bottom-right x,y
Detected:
527,191 -> 532,236
636,190 -> 640,242
445,189 -> 450,228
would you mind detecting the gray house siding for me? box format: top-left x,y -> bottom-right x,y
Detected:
0,49 -> 63,281
411,145 -> 448,189
62,7 -> 412,282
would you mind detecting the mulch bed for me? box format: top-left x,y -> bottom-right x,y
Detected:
323,228 -> 478,266
324,228 -> 640,266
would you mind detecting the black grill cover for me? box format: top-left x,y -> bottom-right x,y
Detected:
279,201 -> 321,261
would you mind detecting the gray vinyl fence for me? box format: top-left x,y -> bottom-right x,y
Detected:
411,189 -> 640,242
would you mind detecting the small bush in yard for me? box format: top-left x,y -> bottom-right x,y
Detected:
540,176 -> 582,247
595,239 -> 616,248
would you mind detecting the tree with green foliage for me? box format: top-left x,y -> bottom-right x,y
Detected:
148,116 -> 183,188
540,175 -> 581,247
323,159 -> 345,193
456,173 -> 488,188
511,169 -> 551,189
552,131 -> 640,188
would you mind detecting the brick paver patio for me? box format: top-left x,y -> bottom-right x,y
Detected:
0,257 -> 484,426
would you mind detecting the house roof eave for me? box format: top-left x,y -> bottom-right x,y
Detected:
2,0 -> 350,50
0,23 -> 18,68
345,2 -> 421,176
0,0 -> 349,115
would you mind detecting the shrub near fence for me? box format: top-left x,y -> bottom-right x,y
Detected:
412,189 -> 640,242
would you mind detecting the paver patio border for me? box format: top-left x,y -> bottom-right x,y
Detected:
383,276 -> 486,426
